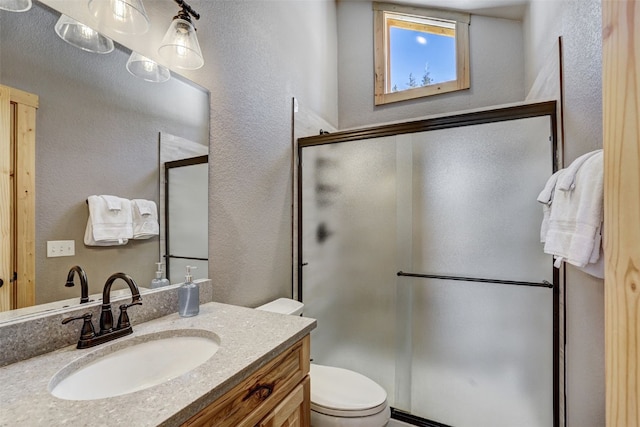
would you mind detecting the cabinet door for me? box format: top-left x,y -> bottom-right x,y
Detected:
259,376 -> 310,427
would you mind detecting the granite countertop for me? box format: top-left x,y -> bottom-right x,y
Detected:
0,302 -> 316,426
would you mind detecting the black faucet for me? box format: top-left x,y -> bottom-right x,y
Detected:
64,265 -> 90,304
99,272 -> 142,334
62,272 -> 142,349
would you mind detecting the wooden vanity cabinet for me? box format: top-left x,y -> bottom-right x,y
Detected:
182,335 -> 311,427
259,377 -> 310,427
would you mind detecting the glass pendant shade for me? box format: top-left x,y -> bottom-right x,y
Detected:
88,0 -> 150,35
54,15 -> 114,54
0,0 -> 32,12
126,52 -> 171,83
158,18 -> 204,70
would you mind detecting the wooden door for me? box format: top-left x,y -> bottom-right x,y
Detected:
0,84 -> 37,311
602,1 -> 640,425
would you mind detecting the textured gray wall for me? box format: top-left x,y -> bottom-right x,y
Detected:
175,1 -> 339,307
523,1 -> 604,425
0,3 -> 209,304
336,1 -> 525,129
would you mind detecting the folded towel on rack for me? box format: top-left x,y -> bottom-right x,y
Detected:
537,170 -> 562,205
556,149 -> 602,192
537,170 -> 562,242
100,195 -> 122,211
543,150 -> 603,268
578,246 -> 605,279
131,199 -> 159,239
84,195 -> 133,246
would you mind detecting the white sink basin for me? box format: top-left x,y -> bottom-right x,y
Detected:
49,329 -> 220,400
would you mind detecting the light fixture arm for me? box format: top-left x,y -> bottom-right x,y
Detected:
173,0 -> 200,23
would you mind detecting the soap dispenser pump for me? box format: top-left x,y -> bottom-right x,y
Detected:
150,262 -> 171,289
178,266 -> 199,317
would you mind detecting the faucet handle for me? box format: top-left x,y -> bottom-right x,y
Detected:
121,301 -> 142,310
62,313 -> 96,340
116,301 -> 142,329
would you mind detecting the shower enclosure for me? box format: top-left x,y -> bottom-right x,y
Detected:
297,102 -> 560,427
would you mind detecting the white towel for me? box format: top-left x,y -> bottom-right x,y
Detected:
556,149 -> 602,191
84,195 -> 133,246
537,170 -> 562,242
100,195 -> 122,210
537,170 -> 562,205
132,199 -> 159,239
578,246 -> 604,279
543,151 -> 603,268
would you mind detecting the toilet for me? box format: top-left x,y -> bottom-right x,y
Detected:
256,298 -> 391,427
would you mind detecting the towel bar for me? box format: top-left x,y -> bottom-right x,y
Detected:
397,271 -> 553,288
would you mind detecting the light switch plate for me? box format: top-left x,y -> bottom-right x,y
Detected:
47,240 -> 75,257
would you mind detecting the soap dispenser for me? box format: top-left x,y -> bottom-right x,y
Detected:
178,266 -> 199,317
150,262 -> 171,289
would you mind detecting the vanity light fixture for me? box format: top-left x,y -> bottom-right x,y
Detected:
54,14 -> 115,54
158,0 -> 204,70
126,51 -> 171,83
0,0 -> 32,12
87,0 -> 150,35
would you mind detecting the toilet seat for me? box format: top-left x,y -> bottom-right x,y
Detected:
311,401 -> 388,418
310,364 -> 388,418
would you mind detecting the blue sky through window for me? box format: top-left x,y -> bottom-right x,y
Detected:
389,27 -> 456,91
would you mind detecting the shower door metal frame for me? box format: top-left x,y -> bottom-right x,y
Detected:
296,100 -> 561,427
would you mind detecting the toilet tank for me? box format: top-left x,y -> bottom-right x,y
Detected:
256,298 -> 304,316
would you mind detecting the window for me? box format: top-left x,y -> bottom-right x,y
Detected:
373,3 -> 470,105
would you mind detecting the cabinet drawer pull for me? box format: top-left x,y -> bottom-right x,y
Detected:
244,384 -> 274,402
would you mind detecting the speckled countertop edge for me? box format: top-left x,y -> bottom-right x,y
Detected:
0,279 -> 215,367
0,302 -> 316,427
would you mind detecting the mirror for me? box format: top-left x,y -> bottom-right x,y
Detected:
0,1 -> 210,321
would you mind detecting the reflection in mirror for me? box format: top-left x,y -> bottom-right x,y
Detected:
0,1 -> 210,322
165,156 -> 208,284
159,133 -> 208,285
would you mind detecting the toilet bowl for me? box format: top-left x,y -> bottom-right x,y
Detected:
256,298 -> 390,427
310,363 -> 391,427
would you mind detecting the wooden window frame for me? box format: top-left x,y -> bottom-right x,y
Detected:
373,2 -> 470,105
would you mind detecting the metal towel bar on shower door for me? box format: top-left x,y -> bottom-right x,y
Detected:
396,271 -> 553,288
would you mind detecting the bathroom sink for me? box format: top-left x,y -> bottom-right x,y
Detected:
49,329 -> 220,400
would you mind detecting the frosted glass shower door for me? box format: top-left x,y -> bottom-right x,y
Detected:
299,106 -> 558,427
300,137 -> 400,404
405,117 -> 554,426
